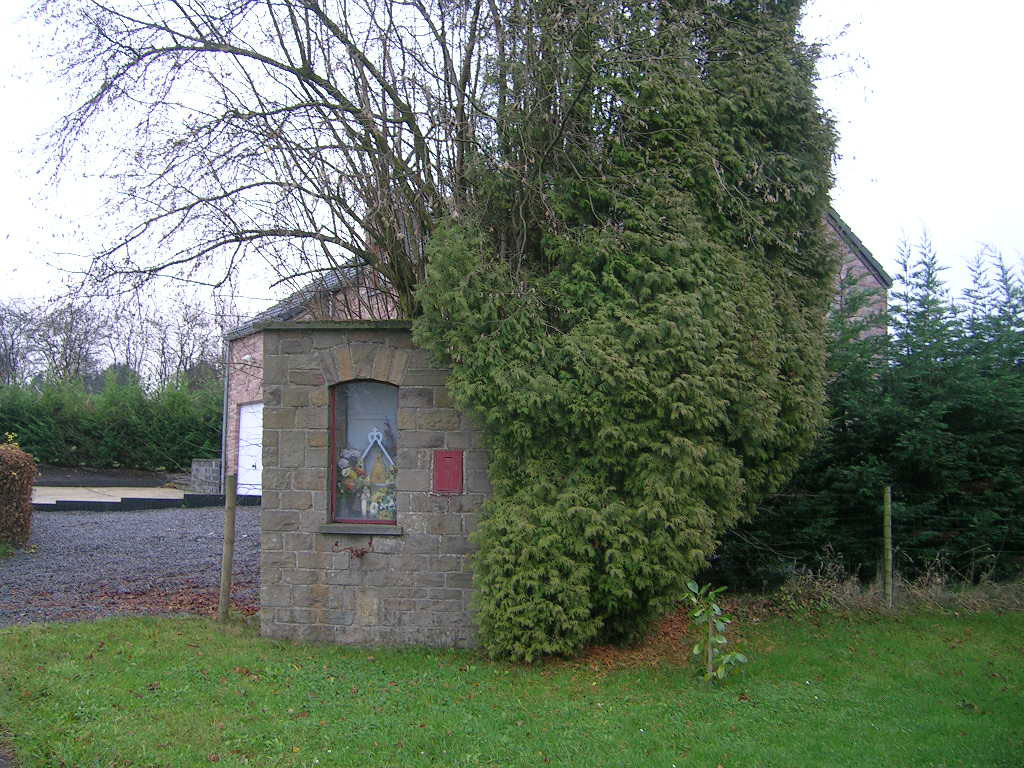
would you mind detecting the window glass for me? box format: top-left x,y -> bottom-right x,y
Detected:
333,380 -> 398,522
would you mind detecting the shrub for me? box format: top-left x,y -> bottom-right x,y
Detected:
0,435 -> 38,547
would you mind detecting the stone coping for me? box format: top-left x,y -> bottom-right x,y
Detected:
261,320 -> 413,332
317,523 -> 405,536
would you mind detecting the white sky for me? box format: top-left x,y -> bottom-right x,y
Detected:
1,0 -> 1022,309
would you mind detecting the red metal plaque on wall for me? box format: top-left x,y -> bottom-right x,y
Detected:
433,450 -> 464,494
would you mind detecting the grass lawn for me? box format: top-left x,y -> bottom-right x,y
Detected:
1,611 -> 1021,767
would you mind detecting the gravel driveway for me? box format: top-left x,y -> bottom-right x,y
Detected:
0,506 -> 259,627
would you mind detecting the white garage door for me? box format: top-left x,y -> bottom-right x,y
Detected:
237,402 -> 263,495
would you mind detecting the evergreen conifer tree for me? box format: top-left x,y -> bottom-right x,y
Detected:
414,0 -> 837,659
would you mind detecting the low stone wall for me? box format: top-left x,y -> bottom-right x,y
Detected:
259,322 -> 489,647
190,458 -> 222,493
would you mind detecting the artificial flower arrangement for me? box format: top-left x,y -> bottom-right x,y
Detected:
337,446 -> 397,519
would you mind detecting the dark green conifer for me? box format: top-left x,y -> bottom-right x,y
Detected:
414,0 -> 837,660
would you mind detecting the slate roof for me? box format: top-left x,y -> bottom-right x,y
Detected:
225,269 -> 358,340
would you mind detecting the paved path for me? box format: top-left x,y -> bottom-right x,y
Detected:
32,486 -> 186,505
0,506 -> 259,628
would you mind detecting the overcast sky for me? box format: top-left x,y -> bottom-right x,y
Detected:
1,1 -> 1021,309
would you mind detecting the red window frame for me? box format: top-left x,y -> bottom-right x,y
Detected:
329,380 -> 399,524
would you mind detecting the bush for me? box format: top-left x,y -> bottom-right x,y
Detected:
0,436 -> 37,547
713,242 -> 1024,589
0,376 -> 222,472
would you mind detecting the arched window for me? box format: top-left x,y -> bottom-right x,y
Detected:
330,380 -> 398,523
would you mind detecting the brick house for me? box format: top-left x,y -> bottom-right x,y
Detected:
223,210 -> 891,646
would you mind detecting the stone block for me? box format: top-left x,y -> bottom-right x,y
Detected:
335,346 -> 353,383
336,626 -> 372,645
397,407 -> 417,430
404,348 -> 434,368
324,610 -> 355,626
327,589 -> 355,610
289,370 -> 325,386
312,491 -> 327,513
263,355 -> 287,386
445,571 -> 474,589
403,534 -> 441,554
290,586 -> 318,607
443,535 -> 475,555
388,348 -> 409,385
350,344 -> 377,379
356,590 -> 379,622
416,409 -> 461,431
263,468 -> 292,492
466,469 -> 491,494
262,585 -> 291,607
464,450 -> 490,471
431,555 -> 460,573
293,468 -> 327,491
325,569 -> 363,586
462,513 -> 481,535
371,537 -> 402,555
305,448 -> 328,467
260,566 -> 282,585
264,386 -> 282,407
296,551 -> 328,570
399,387 -> 434,408
442,431 -> 469,449
310,387 -> 328,407
279,490 -> 312,510
262,508 -> 298,532
262,551 -> 296,569
428,588 -> 464,601
283,388 -> 310,408
283,569 -> 317,585
371,346 -> 394,381
433,388 -> 453,408
276,607 -> 316,624
264,407 -> 296,430
398,469 -> 430,492
262,444 -> 279,468
318,349 -> 338,383
426,515 -> 462,536
412,494 -> 449,515
399,431 -> 444,449
414,571 -> 446,588
296,406 -> 328,429
262,532 -> 283,550
401,368 -> 450,387
262,333 -> 280,356
306,430 -> 328,448
311,331 -> 351,350
284,532 -> 314,551
330,551 -> 352,570
396,448 -> 421,470
280,334 -> 313,354
450,494 -> 485,513
279,432 -> 306,468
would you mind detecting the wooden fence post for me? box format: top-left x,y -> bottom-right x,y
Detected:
883,485 -> 893,609
218,474 -> 238,622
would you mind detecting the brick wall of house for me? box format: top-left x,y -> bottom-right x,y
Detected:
827,217 -> 890,330
225,333 -> 264,479
259,323 -> 489,647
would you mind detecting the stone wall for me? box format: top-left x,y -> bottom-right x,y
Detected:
259,322 -> 489,647
190,459 -> 222,493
